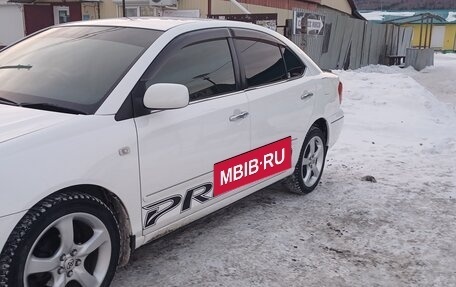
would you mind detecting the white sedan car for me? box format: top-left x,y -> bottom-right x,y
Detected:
0,18 -> 343,287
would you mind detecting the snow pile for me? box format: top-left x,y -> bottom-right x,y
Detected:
360,11 -> 416,21
447,12 -> 456,23
354,64 -> 403,74
345,53 -> 456,109
333,53 -> 456,175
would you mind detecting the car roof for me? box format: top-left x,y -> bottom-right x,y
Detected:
62,16 -> 323,83
62,17 -> 236,31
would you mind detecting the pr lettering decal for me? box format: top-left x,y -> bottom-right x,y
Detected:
144,183 -> 213,228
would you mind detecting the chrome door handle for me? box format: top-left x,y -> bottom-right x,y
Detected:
301,92 -> 314,100
229,111 -> 249,122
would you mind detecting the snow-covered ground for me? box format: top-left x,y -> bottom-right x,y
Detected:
407,54 -> 456,106
112,54 -> 456,287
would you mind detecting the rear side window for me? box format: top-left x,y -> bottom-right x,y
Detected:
145,39 -> 236,102
235,39 -> 287,88
281,47 -> 306,78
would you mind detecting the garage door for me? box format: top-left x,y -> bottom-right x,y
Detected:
0,5 -> 25,46
431,26 -> 445,49
23,5 -> 54,35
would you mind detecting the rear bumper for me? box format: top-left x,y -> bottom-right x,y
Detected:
328,110 -> 344,148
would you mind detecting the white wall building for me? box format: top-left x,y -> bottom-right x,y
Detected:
0,0 -> 25,46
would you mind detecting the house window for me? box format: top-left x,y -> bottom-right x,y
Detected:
53,6 -> 70,25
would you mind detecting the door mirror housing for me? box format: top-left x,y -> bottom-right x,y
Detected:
143,83 -> 190,110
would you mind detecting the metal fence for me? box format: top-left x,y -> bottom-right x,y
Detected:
290,7 -> 413,70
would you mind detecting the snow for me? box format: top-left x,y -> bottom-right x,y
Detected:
447,12 -> 456,23
360,11 -> 416,21
349,53 -> 456,108
111,54 -> 456,286
406,53 -> 456,107
360,10 -> 456,23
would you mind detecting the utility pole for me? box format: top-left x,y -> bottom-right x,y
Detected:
122,0 -> 126,17
208,0 -> 212,17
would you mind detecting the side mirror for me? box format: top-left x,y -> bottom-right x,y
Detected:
143,83 -> 189,110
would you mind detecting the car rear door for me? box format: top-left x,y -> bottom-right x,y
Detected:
131,29 -> 251,234
232,29 -> 317,159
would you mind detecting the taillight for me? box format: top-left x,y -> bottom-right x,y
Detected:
338,81 -> 343,104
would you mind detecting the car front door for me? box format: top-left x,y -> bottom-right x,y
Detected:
132,29 -> 251,234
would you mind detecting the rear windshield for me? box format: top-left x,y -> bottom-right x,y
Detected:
0,26 -> 163,114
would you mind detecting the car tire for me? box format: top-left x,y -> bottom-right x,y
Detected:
0,191 -> 120,287
285,126 -> 327,194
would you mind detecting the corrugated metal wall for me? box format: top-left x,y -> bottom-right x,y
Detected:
291,7 -> 413,70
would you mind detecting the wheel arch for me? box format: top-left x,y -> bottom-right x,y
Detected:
311,118 -> 329,146
52,184 -> 133,267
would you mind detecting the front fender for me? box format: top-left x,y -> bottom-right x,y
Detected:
0,115 -> 142,236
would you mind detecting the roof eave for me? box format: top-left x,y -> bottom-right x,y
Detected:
347,0 -> 366,20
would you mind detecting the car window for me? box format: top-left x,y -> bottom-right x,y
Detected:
145,39 -> 237,102
281,46 -> 306,78
235,39 -> 287,88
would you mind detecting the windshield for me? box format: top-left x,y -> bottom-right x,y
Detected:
0,26 -> 163,114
